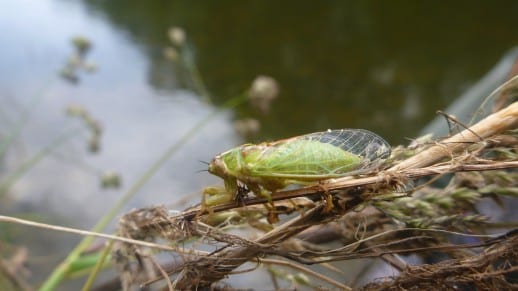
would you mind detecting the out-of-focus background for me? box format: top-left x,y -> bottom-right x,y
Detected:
0,0 -> 517,288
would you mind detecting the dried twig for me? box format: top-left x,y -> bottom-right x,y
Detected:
361,230 -> 518,290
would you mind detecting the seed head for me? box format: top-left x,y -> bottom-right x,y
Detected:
168,27 -> 186,46
248,75 -> 279,114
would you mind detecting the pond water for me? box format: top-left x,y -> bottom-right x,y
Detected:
0,0 -> 517,288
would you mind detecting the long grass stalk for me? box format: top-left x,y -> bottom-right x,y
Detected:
0,128 -> 79,199
81,240 -> 113,291
0,85 -> 51,158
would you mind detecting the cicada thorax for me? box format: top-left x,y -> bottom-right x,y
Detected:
236,144 -> 288,190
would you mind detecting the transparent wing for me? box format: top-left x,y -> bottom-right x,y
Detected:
301,129 -> 391,162
250,129 -> 391,179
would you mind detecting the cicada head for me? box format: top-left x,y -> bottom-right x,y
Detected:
208,149 -> 241,195
208,155 -> 227,178
208,147 -> 244,177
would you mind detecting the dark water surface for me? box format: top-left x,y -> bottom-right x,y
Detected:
0,0 -> 517,288
85,0 -> 518,142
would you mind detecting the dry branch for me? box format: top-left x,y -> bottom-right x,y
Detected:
390,101 -> 518,171
361,230 -> 518,290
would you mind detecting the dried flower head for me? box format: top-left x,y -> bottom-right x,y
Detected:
168,27 -> 186,46
71,36 -> 92,55
233,118 -> 261,136
65,105 -> 87,117
101,170 -> 121,189
163,47 -> 179,61
248,75 -> 279,114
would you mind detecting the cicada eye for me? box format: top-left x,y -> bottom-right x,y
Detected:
208,159 -> 217,173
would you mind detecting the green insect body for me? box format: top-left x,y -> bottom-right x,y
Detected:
205,129 -> 390,205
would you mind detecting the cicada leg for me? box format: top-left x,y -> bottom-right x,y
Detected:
247,183 -> 279,223
200,177 -> 239,212
318,181 -> 334,212
201,186 -> 234,214
234,184 -> 250,206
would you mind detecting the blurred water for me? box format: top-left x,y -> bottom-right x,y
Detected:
0,0 -> 517,288
83,0 -> 518,142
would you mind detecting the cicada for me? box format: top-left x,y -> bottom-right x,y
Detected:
205,129 -> 391,206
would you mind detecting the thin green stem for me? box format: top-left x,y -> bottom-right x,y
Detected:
0,128 -> 79,199
81,241 -> 113,291
180,45 -> 211,104
0,83 -> 52,158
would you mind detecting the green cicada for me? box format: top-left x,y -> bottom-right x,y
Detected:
204,129 -> 391,206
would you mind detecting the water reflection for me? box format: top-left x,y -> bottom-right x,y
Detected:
84,0 -> 518,142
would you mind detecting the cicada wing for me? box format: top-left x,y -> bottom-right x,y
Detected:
252,139 -> 359,176
245,129 -> 391,180
302,129 -> 391,162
